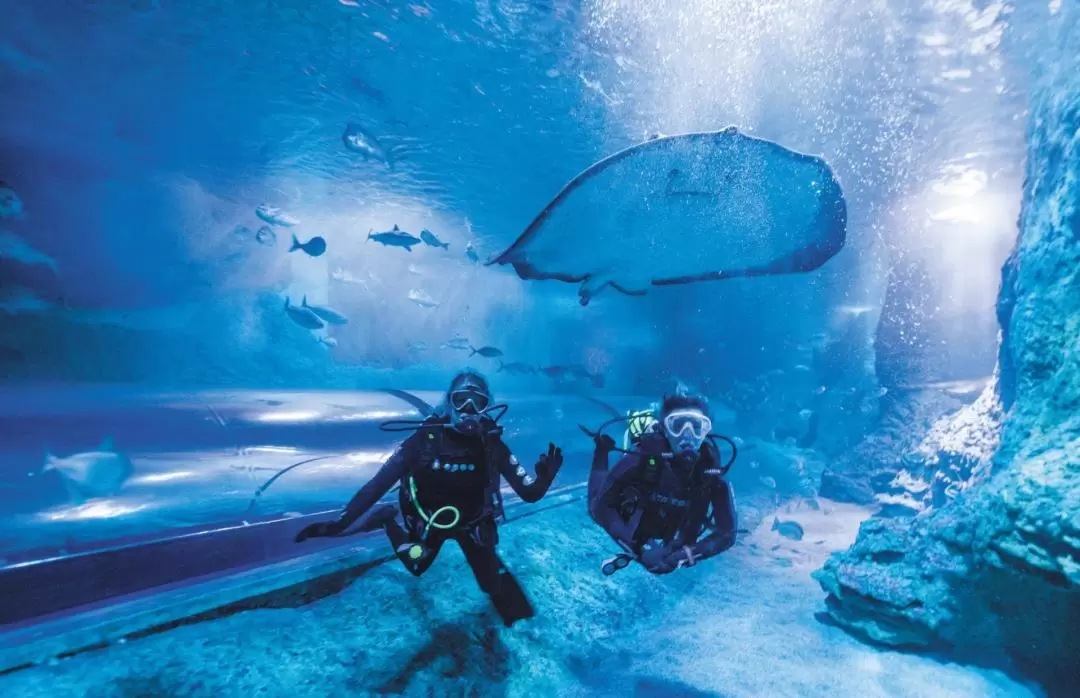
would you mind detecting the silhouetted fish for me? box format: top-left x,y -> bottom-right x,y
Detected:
290,234 -> 326,257
301,297 -> 347,325
342,123 -> 390,164
369,225 -> 421,251
771,517 -> 804,541
284,297 -> 324,329
469,345 -> 503,358
420,228 -> 449,250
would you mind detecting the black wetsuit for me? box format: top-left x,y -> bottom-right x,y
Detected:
588,430 -> 737,573
308,415 -> 562,625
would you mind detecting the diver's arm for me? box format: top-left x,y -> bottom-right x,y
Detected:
587,434 -> 617,505
494,439 -> 563,503
588,452 -> 643,543
295,438 -> 413,541
673,480 -> 738,565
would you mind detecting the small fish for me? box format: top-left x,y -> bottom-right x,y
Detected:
469,345 -> 503,358
342,123 -> 391,164
330,267 -> 364,285
759,476 -> 777,489
301,297 -> 347,325
231,224 -> 252,241
794,364 -> 811,372
255,226 -> 277,246
0,232 -> 58,273
284,297 -> 325,329
464,241 -> 480,263
419,228 -> 449,250
369,225 -> 422,251
43,437 -> 134,504
255,205 -> 298,228
407,264 -> 423,275
407,288 -> 439,308
290,234 -> 327,257
771,517 -> 805,541
407,341 -> 428,352
0,181 -> 24,218
498,361 -> 535,375
442,337 -> 471,350
317,335 -> 339,348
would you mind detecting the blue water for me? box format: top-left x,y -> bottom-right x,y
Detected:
0,1 -> 1066,696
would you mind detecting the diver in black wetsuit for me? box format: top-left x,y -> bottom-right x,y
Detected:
588,394 -> 737,575
295,371 -> 564,626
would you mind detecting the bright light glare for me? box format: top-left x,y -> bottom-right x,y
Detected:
253,410 -> 322,423
132,470 -> 196,485
40,501 -> 150,522
928,202 -> 987,224
244,445 -> 301,454
330,410 -> 408,422
347,450 -> 394,465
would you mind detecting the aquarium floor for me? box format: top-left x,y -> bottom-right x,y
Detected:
0,501 -> 1038,698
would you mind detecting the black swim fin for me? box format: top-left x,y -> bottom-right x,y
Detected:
490,569 -> 535,627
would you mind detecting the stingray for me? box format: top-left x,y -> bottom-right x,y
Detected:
489,127 -> 847,305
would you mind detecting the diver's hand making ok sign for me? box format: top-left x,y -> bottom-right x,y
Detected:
536,442 -> 563,478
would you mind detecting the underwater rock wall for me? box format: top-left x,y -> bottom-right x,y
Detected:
815,6 -> 1080,693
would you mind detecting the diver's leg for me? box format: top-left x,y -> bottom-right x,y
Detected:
587,446 -> 611,512
459,531 -> 534,627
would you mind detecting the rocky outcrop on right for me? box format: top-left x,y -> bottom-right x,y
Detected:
815,6 -> 1080,695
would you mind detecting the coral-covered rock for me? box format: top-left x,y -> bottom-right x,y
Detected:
817,6 -> 1080,694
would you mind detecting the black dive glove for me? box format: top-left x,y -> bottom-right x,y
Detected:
536,442 -> 563,479
295,521 -> 343,543
593,433 -> 616,454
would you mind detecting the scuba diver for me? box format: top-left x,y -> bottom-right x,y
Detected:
295,370 -> 564,627
587,393 -> 738,576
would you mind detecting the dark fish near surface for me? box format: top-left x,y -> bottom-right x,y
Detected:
342,122 -> 391,164
301,297 -> 347,325
498,361 -> 535,375
469,345 -> 503,358
283,297 -> 325,330
255,226 -> 277,246
771,517 -> 805,541
290,234 -> 327,257
541,365 -> 570,378
420,228 -> 449,250
368,225 -> 422,251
